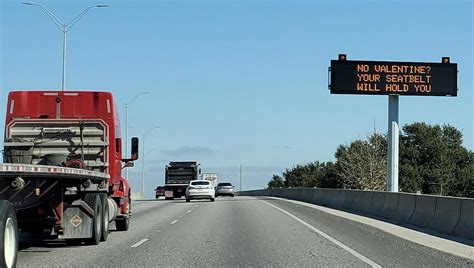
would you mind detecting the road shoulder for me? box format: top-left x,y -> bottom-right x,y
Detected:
266,196 -> 474,261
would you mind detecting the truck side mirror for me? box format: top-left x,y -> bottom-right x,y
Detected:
130,137 -> 139,160
121,161 -> 135,169
126,161 -> 134,167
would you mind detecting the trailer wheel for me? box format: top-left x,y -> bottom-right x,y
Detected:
99,194 -> 109,242
84,194 -> 103,245
0,200 -> 18,268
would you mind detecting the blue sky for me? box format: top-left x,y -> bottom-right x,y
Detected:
1,0 -> 472,197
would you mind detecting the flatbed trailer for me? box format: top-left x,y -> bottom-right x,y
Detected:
0,163 -> 113,243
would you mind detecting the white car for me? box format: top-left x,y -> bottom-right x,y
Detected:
186,180 -> 215,202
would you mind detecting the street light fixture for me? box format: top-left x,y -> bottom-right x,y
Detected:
141,126 -> 160,195
124,91 -> 150,180
22,2 -> 108,91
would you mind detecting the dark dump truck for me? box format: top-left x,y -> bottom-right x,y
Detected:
164,162 -> 200,200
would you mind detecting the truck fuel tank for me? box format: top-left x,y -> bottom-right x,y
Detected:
107,197 -> 118,222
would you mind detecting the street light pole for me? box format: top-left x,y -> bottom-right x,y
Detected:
125,102 -> 129,159
62,27 -> 67,91
141,126 -> 160,196
22,2 -> 109,91
124,92 -> 150,180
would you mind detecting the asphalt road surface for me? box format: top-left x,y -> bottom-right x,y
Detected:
18,196 -> 473,267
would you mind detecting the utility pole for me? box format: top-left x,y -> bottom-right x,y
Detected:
239,164 -> 243,191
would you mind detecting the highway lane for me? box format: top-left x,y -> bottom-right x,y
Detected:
17,196 -> 473,267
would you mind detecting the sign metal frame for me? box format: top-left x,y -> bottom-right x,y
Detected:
329,59 -> 457,97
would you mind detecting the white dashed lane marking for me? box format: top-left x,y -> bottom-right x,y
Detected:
131,239 -> 148,248
170,220 -> 178,225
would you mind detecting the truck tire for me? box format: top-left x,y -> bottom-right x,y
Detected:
84,194 -> 103,245
115,196 -> 130,231
0,200 -> 18,268
115,217 -> 129,231
99,194 -> 109,242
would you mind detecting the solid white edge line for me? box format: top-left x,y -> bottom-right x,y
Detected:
267,196 -> 474,261
170,220 -> 178,225
131,238 -> 148,248
260,200 -> 381,268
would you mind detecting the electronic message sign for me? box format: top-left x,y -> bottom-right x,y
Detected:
330,58 -> 457,96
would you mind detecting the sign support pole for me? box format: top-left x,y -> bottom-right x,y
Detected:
387,95 -> 399,192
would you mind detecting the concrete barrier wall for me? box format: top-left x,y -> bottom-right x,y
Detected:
369,192 -> 386,216
130,191 -> 145,201
453,199 -> 474,239
358,191 -> 374,214
394,193 -> 416,222
331,189 -> 346,209
430,197 -> 462,234
300,188 -> 313,203
380,192 -> 399,220
409,195 -> 437,228
237,188 -> 474,240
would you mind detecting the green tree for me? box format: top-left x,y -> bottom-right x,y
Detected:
399,122 -> 473,197
266,122 -> 473,198
267,174 -> 284,189
316,161 -> 341,188
267,161 -> 339,188
334,132 -> 387,190
456,152 -> 474,197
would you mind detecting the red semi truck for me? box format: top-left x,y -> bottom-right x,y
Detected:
0,91 -> 138,247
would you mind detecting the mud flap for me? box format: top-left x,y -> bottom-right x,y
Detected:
165,191 -> 174,199
60,200 -> 94,239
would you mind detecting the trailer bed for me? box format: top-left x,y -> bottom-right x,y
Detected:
0,163 -> 110,180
